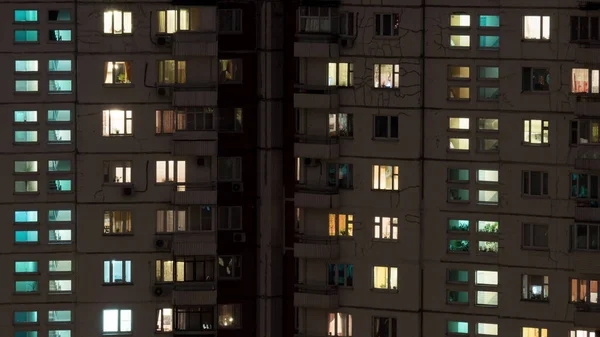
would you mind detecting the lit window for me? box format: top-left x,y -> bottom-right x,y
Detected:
219,59 -> 242,83
49,10 -> 71,22
15,311 -> 38,323
15,281 -> 38,293
49,80 -> 72,93
104,61 -> 132,84
14,210 -> 37,223
448,188 -> 469,202
158,60 -> 187,84
155,260 -> 174,282
328,62 -> 353,87
49,210 -> 72,222
373,317 -> 396,337
328,313 -> 352,336
49,280 -> 72,293
48,230 -> 71,244
570,279 -> 600,303
48,160 -> 71,172
479,67 -> 499,80
477,190 -> 499,205
523,120 -> 549,144
103,161 -> 132,184
477,221 -> 499,233
448,219 -> 469,232
449,35 -> 470,48
523,223 -> 548,249
48,331 -> 70,337
475,270 -> 498,285
218,157 -> 242,181
374,216 -> 398,240
448,168 -> 469,183
218,206 -> 243,230
14,10 -> 38,22
15,80 -> 39,92
478,240 -> 499,253
103,309 -> 132,333
156,308 -> 173,332
478,118 -> 498,131
218,256 -> 242,279
372,165 -> 399,190
14,110 -> 37,123
104,10 -> 133,34
524,16 -> 550,40
327,263 -> 353,287
569,331 -> 590,337
373,115 -> 398,139
14,161 -> 38,173
522,171 -> 549,196
447,290 -> 469,304
450,14 -> 470,27
447,270 -> 468,283
48,310 -> 71,322
522,275 -> 549,301
477,323 -> 498,336
156,160 -> 186,183
157,9 -> 190,33
175,108 -> 214,131
373,266 -> 398,290
522,68 -> 550,91
448,66 -> 470,80
448,239 -> 469,252
104,260 -> 132,284
15,181 -> 38,193
15,60 -> 38,72
103,110 -> 133,136
218,304 -> 241,328
476,291 -> 498,306
48,110 -> 71,122
48,130 -> 72,144
478,87 -> 499,100
15,261 -> 38,273
329,113 -> 353,137
49,260 -> 72,272
155,110 -> 175,134
218,9 -> 242,33
449,138 -> 469,151
479,35 -> 499,49
479,15 -> 500,27
157,207 -> 213,232
156,209 -> 182,233
15,30 -> 39,42
375,13 -> 400,36
49,30 -> 72,42
328,213 -> 354,237
298,7 -> 335,34
15,332 -> 38,337
373,64 -> 399,88
15,231 -> 38,243
449,117 -> 469,130
104,211 -> 132,234
448,321 -> 468,334
572,68 -> 599,94
49,60 -> 72,72
448,87 -> 470,100
477,170 -> 498,183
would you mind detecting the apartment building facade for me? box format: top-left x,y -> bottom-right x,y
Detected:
286,1 -> 600,337
3,0 -> 284,336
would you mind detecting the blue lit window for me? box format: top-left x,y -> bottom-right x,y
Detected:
49,60 -> 72,72
15,261 -> 38,273
49,80 -> 72,93
49,10 -> 71,22
49,180 -> 72,192
48,130 -> 71,144
478,87 -> 500,100
479,15 -> 500,28
15,281 -> 39,293
49,30 -> 71,42
49,210 -> 72,222
14,211 -> 38,223
14,10 -> 38,22
48,160 -> 72,172
479,36 -> 499,49
14,311 -> 38,323
48,110 -> 71,122
49,229 -> 72,243
14,131 -> 38,143
15,230 -> 38,243
15,80 -> 39,92
15,30 -> 38,42
14,111 -> 37,123
478,67 -> 499,80
15,331 -> 38,337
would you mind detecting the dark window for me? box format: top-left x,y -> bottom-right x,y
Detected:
374,116 -> 399,138
523,223 -> 548,248
218,9 -> 242,33
375,13 -> 400,36
327,263 -> 353,287
571,16 -> 600,41
571,173 -> 600,199
175,257 -> 215,282
174,306 -> 214,331
522,68 -> 550,92
373,317 -> 397,337
218,256 -> 241,279
522,171 -> 548,196
327,163 -> 353,189
218,108 -> 243,132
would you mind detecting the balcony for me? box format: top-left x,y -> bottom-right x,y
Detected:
575,145 -> 600,170
173,283 -> 217,305
574,303 -> 600,328
295,185 -> 339,209
295,135 -> 339,159
171,130 -> 217,156
294,84 -> 338,109
294,284 -> 339,309
575,96 -> 600,117
173,31 -> 217,57
575,200 -> 600,222
294,234 -> 339,259
173,83 -> 218,106
172,231 -> 217,256
171,183 -> 217,205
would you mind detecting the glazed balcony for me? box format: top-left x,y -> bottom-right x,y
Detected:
294,234 -> 339,259
295,184 -> 339,209
574,302 -> 600,328
173,31 -> 217,57
171,182 -> 217,205
295,135 -> 339,159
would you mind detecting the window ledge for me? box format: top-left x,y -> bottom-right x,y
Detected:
102,233 -> 134,236
103,84 -> 134,88
521,39 -> 551,43
13,142 -> 40,146
48,191 -> 74,194
476,202 -> 498,206
447,78 -> 470,82
521,194 -> 550,199
102,283 -> 134,286
447,129 -> 470,133
47,41 -> 73,44
447,251 -> 470,254
13,192 -> 40,195
476,251 -> 498,255
13,42 -> 40,45
372,87 -> 400,90
102,183 -> 133,187
102,333 -> 133,336
520,299 -> 550,303
447,98 -> 471,102
447,231 -> 469,235
373,35 -> 400,39
447,200 -> 470,204
521,246 -> 549,251
14,272 -> 41,276
477,48 -> 499,52
13,292 -> 40,295
446,302 -> 469,305
447,180 -> 469,184
373,238 -> 399,242
14,92 -> 40,95
522,91 -> 550,95
372,137 -> 399,142
447,149 -> 470,153
521,142 -> 550,147
371,288 -> 399,293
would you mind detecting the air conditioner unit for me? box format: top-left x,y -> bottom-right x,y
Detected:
233,232 -> 246,243
339,38 -> 354,48
155,238 -> 171,250
232,182 -> 244,192
156,34 -> 173,46
157,86 -> 172,97
304,158 -> 320,167
122,186 -> 134,196
153,286 -> 165,297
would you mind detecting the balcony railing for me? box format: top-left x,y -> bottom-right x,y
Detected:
175,182 -> 216,192
295,184 -> 339,195
295,283 -> 338,295
294,234 -> 340,259
575,302 -> 600,312
295,135 -> 339,144
294,84 -> 337,94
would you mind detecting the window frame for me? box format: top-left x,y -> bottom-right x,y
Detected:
328,213 -> 354,237
373,64 -> 400,89
447,65 -> 470,80
374,13 -> 400,37
218,255 -> 242,279
157,9 -> 190,34
373,216 -> 399,240
103,260 -> 132,285
156,308 -> 173,332
372,165 -> 399,191
372,317 -> 396,337
218,206 -> 243,230
327,62 -> 354,87
103,161 -> 132,184
157,59 -> 187,84
102,110 -> 133,136
218,157 -> 242,182
372,265 -> 398,290
102,309 -> 132,333
218,9 -> 242,34
103,10 -> 133,35
218,304 -> 242,329
373,115 -> 399,139
522,274 -> 550,302
522,170 -> 549,197
155,160 -> 186,184
523,15 -> 551,40
522,223 -> 549,250
523,119 -> 549,145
